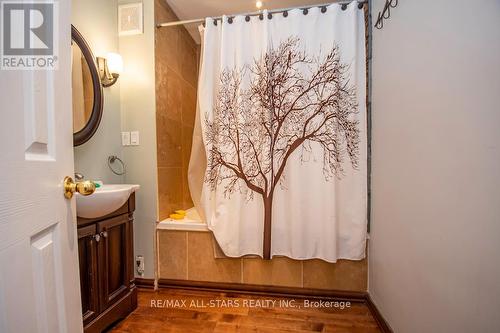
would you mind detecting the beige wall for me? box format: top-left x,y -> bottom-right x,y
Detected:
119,0 -> 158,278
72,0 -> 124,184
155,0 -> 199,220
369,0 -> 500,332
158,230 -> 367,291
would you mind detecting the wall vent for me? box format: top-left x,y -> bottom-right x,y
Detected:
118,2 -> 143,36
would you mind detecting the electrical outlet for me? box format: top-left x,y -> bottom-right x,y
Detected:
130,131 -> 139,145
121,131 -> 130,146
136,255 -> 144,276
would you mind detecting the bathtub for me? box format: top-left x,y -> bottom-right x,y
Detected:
157,207 -> 209,232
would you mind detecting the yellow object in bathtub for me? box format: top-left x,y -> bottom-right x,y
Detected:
174,210 -> 186,216
169,213 -> 185,220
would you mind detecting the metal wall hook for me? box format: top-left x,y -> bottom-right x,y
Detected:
375,12 -> 383,29
382,2 -> 391,18
374,0 -> 398,30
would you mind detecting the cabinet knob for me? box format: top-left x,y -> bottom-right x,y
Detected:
100,231 -> 108,238
93,234 -> 100,242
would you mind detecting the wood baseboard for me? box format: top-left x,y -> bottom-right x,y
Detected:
365,294 -> 393,333
135,277 -> 155,289
157,279 -> 392,332
158,278 -> 366,301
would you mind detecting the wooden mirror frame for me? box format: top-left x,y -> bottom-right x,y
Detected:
72,25 -> 104,147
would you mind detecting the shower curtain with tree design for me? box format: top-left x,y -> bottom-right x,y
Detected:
191,2 -> 367,261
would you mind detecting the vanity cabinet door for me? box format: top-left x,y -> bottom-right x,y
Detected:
77,224 -> 100,325
97,215 -> 131,311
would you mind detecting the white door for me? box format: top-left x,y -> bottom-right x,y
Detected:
0,0 -> 83,332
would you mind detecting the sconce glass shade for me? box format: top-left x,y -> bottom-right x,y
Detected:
106,52 -> 123,75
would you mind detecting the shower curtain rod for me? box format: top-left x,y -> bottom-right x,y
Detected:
156,0 -> 368,28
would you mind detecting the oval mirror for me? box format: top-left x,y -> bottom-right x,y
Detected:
72,25 -> 103,146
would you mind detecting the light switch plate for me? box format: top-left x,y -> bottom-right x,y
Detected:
130,131 -> 139,145
121,131 -> 130,146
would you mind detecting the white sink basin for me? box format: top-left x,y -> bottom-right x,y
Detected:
76,184 -> 140,219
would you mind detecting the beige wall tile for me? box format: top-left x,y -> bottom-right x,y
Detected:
181,83 -> 196,127
181,50 -> 198,88
178,30 -> 198,87
155,0 -> 181,75
154,0 -> 177,22
242,257 -> 302,287
158,231 -> 188,280
181,124 -> 194,169
164,68 -> 183,122
156,116 -> 182,168
181,166 -> 194,209
160,27 -> 181,75
157,167 -> 183,220
187,232 -> 241,283
155,0 -> 198,218
303,258 -> 367,292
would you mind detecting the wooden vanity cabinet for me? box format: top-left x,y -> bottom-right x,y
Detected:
78,224 -> 100,325
77,193 -> 137,333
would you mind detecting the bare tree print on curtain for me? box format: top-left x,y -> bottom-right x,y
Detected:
205,37 -> 361,259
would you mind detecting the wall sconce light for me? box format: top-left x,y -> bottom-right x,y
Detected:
97,52 -> 123,87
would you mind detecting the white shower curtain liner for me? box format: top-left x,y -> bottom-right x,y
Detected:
189,2 -> 367,262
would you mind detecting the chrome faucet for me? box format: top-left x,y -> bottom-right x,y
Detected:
75,173 -> 84,181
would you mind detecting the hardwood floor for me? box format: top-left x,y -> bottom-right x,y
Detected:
107,288 -> 382,333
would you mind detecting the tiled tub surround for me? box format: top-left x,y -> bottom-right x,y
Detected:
157,207 -> 208,232
154,0 -> 367,293
157,229 -> 368,292
155,0 -> 200,221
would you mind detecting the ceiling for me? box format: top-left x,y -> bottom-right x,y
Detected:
165,0 -> 342,43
